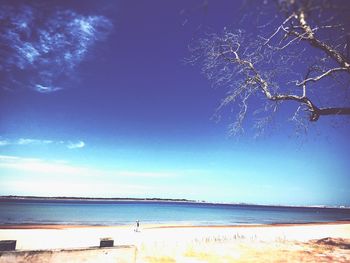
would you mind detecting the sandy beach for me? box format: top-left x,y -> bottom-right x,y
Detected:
1,222 -> 350,262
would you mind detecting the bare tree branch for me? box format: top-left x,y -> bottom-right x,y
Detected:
296,67 -> 348,86
295,10 -> 350,72
262,13 -> 296,46
190,0 -> 350,135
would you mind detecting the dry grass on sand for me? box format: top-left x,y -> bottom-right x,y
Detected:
139,237 -> 350,262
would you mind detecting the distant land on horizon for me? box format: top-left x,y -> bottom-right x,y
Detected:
0,195 -> 195,203
1,195 -> 349,209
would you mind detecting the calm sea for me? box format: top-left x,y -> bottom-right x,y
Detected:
0,199 -> 349,226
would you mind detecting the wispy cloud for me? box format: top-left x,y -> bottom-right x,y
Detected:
0,155 -> 192,197
0,155 -> 91,176
0,155 -> 179,179
17,138 -> 53,145
0,140 -> 10,146
1,179 -> 152,198
0,4 -> 112,92
67,141 -> 85,149
0,138 -> 85,149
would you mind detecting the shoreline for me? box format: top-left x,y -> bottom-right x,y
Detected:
1,220 -> 350,229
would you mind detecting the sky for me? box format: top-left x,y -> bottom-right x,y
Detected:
0,0 -> 349,206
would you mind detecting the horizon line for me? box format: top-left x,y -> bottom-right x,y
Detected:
1,195 -> 349,209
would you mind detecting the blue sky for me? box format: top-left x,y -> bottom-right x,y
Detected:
0,0 -> 349,206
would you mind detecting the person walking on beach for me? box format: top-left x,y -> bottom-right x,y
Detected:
135,220 -> 140,232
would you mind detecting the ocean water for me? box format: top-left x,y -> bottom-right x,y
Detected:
0,199 -> 349,226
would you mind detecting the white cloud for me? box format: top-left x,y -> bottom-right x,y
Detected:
17,138 -> 34,145
0,4 -> 113,92
0,155 -> 95,176
116,171 -> 179,178
0,155 -> 181,179
0,155 -> 21,161
35,84 -> 62,93
0,138 -> 85,150
1,179 -> 152,198
67,141 -> 85,149
0,140 -> 9,146
17,138 -> 53,145
0,155 -> 188,197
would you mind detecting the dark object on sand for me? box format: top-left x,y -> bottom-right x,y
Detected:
0,240 -> 16,251
100,238 -> 114,247
135,220 -> 140,232
315,237 -> 350,249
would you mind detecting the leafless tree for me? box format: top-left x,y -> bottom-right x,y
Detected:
190,0 -> 350,135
